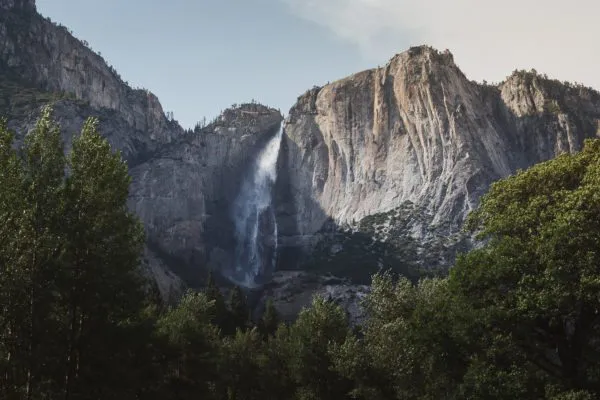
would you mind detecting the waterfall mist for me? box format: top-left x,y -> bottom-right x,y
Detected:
226,126 -> 283,288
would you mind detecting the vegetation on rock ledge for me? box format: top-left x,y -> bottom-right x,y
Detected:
304,203 -> 467,284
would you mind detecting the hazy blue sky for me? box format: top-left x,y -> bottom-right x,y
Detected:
36,0 -> 386,128
37,0 -> 599,129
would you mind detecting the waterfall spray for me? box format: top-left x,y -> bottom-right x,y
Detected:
228,126 -> 283,288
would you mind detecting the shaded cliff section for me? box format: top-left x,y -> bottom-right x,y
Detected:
0,0 -> 284,299
129,105 -> 283,291
277,45 -> 600,278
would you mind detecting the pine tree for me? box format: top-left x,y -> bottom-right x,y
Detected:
0,107 -> 68,397
154,290 -> 220,399
204,271 -> 228,333
286,297 -> 352,399
0,109 -> 149,397
59,116 -> 145,397
260,299 -> 279,337
21,107 -> 66,397
219,327 -> 265,399
0,118 -> 29,396
229,286 -> 250,332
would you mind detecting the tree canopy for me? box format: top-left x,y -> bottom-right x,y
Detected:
2,109 -> 600,399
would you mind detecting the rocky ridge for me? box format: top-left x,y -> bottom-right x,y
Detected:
269,47 -> 599,322
0,0 -> 35,12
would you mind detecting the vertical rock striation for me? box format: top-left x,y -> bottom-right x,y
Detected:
279,46 -> 600,271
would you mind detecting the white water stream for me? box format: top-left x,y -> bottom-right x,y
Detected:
228,127 -> 283,288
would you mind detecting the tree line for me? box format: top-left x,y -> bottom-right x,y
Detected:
1,108 -> 600,399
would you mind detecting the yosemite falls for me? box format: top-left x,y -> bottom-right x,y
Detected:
227,126 -> 283,288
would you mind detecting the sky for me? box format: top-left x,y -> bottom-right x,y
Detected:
37,0 -> 599,129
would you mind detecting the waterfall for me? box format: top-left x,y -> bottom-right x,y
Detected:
227,126 -> 283,288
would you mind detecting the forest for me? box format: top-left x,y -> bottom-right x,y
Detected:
1,107 -> 599,399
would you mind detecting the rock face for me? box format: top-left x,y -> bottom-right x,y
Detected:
277,46 -> 600,274
259,271 -> 369,326
0,2 -> 283,299
129,105 -> 282,288
0,0 -> 180,163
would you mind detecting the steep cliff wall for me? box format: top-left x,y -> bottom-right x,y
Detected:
129,104 -> 283,288
279,46 -> 600,273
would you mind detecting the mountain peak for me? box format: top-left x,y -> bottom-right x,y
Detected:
389,45 -> 456,68
213,102 -> 283,131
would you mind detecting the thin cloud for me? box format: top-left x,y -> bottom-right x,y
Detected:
281,0 -> 600,88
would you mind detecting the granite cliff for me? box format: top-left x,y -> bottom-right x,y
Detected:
129,105 -> 282,291
276,46 -> 600,285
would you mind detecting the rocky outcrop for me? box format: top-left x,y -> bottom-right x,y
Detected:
0,1 -> 189,296
1,87 -> 282,298
278,46 -> 600,274
259,271 -> 369,326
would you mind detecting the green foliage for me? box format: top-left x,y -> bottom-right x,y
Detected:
156,290 -> 216,349
204,271 -> 229,332
259,299 -> 279,337
457,139 -> 600,392
547,389 -> 597,400
0,106 -> 67,397
228,285 -> 250,332
0,108 -> 148,398
4,108 -> 600,399
330,140 -> 600,399
219,327 -> 265,399
153,291 -> 220,398
331,273 -> 469,399
284,297 -> 353,399
61,116 -> 147,395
